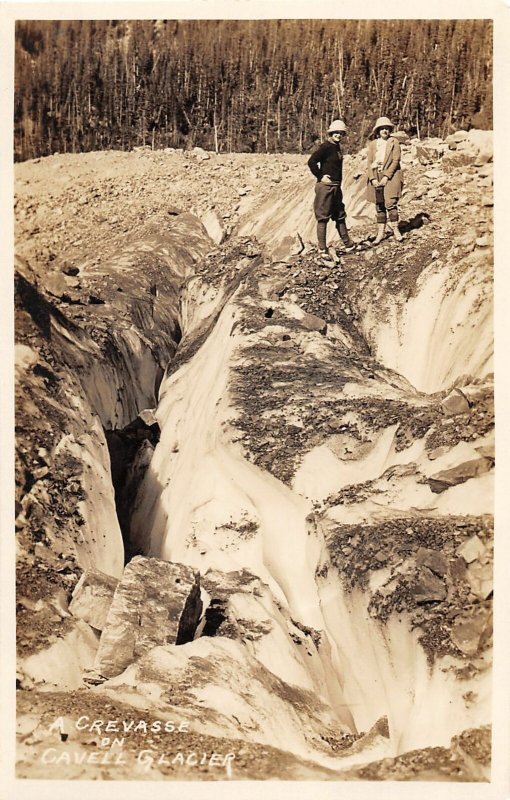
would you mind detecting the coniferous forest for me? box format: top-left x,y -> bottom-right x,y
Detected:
14,18 -> 493,162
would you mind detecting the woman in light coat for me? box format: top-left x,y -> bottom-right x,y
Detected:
366,116 -> 403,243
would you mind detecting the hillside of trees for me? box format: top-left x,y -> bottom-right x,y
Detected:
14,19 -> 493,161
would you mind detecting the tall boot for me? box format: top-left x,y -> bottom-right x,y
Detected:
389,221 -> 403,242
317,221 -> 328,252
336,220 -> 355,250
373,223 -> 386,244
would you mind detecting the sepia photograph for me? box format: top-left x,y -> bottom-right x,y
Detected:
2,1 -> 509,797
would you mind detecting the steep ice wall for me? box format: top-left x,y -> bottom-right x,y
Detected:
129,252 -> 492,757
358,257 -> 493,393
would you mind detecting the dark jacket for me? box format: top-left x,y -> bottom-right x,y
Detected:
308,140 -> 343,183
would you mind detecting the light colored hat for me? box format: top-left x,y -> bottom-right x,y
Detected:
328,119 -> 347,134
371,116 -> 394,136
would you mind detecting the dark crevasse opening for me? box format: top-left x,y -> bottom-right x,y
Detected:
105,413 -> 161,563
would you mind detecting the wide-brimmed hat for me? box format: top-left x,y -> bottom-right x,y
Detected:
328,119 -> 347,134
371,116 -> 394,136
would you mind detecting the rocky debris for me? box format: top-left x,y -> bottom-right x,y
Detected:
14,131 -> 494,780
339,725 -> 491,781
450,725 -> 491,780
69,568 -> 119,631
93,557 -> 202,679
15,688 -> 346,781
270,233 -> 305,262
327,515 -> 492,664
428,456 -> 493,493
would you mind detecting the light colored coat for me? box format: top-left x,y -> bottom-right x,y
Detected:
366,136 -> 403,205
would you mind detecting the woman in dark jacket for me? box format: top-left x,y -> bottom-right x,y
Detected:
366,116 -> 404,243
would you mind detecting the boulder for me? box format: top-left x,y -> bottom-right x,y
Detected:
410,567 -> 447,603
441,388 -> 471,416
69,568 -> 119,631
428,456 -> 493,493
450,611 -> 491,656
467,129 -> 493,163
392,130 -> 410,144
93,556 -> 202,678
456,534 -> 486,564
416,547 -> 448,577
442,147 -> 479,172
300,312 -> 327,334
445,131 -> 470,146
192,146 -> 210,161
466,562 -> 493,600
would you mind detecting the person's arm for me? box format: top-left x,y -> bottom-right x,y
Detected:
382,140 -> 401,180
366,142 -> 378,184
308,143 -> 325,179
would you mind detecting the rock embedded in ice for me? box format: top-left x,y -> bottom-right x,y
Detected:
416,547 -> 449,577
440,388 -> 471,416
410,566 -> 447,603
450,611 -> 491,656
456,535 -> 486,564
300,312 -> 327,334
93,556 -> 202,678
69,568 -> 119,631
428,456 -> 493,493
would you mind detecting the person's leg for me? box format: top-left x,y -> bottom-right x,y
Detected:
387,203 -> 403,241
313,184 -> 333,251
374,187 -> 387,243
317,221 -> 328,251
332,188 -> 354,249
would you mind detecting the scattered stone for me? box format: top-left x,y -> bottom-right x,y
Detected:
456,535 -> 486,564
466,562 -> 493,600
428,457 -> 493,493
93,557 -> 202,678
410,567 -> 447,603
475,443 -> 495,461
414,146 -> 442,164
192,146 -> 210,161
45,272 -> 70,298
416,547 -> 448,577
392,130 -> 410,144
450,611 -> 491,656
441,388 -> 471,416
427,445 -> 450,460
61,263 -> 80,276
69,568 -> 119,631
475,236 -> 490,248
300,312 -> 327,334
445,131 -> 469,146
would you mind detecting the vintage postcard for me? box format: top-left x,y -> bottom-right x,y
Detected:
1,1 -> 509,798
